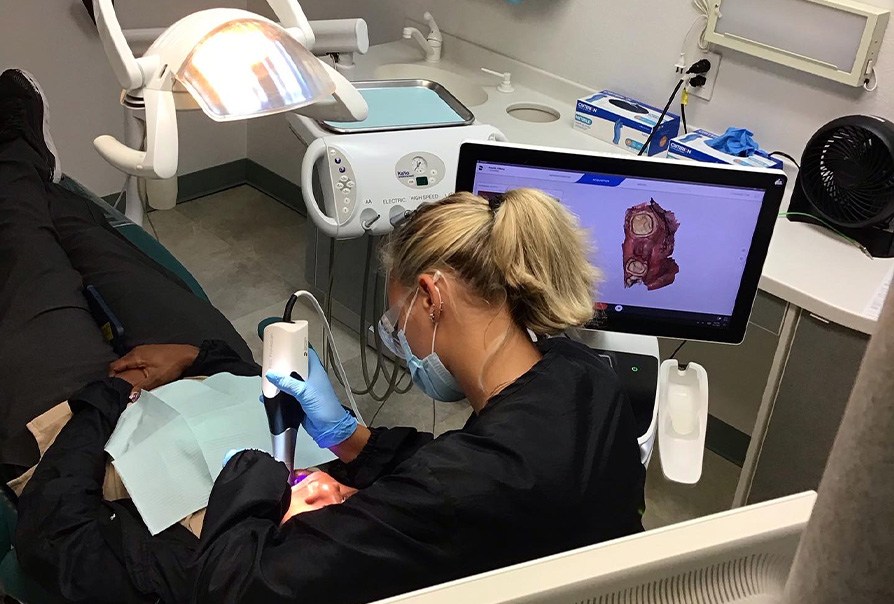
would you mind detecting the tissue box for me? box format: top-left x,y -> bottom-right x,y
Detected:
573,90 -> 680,156
667,129 -> 783,169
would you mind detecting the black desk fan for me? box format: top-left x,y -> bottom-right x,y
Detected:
788,115 -> 894,258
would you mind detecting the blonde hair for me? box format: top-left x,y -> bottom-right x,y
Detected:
381,188 -> 601,335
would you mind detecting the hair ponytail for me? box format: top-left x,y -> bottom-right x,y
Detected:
381,189 -> 601,335
491,188 -> 600,334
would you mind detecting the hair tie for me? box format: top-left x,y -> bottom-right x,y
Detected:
488,194 -> 505,214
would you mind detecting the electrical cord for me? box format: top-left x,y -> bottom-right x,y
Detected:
864,61 -> 879,92
110,174 -> 130,212
768,151 -> 800,170
353,236 -> 386,394
323,235 -> 410,403
367,398 -> 389,427
778,211 -> 872,257
669,340 -> 688,359
322,238 -> 337,372
681,0 -> 710,55
640,59 -> 709,156
353,240 -> 410,401
145,208 -> 160,241
638,78 -> 685,156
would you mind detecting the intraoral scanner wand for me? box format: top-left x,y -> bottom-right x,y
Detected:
261,321 -> 310,473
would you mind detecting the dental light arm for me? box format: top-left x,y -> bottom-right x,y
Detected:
91,0 -> 182,179
290,62 -> 369,123
93,0 -> 178,178
93,0 -> 145,91
266,0 -> 315,49
310,19 -> 369,56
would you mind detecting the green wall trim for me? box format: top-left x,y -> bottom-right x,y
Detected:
102,160 -> 305,216
178,159 -> 248,203
246,160 -> 305,214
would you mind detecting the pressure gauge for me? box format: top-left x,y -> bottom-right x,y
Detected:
412,156 -> 428,174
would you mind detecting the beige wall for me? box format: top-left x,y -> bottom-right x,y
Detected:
0,0 -> 248,196
246,0 -> 893,185
5,2 -> 889,194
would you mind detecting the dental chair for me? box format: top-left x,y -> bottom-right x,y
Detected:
0,176 -> 208,603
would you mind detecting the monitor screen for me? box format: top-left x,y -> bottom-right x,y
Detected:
456,142 -> 787,343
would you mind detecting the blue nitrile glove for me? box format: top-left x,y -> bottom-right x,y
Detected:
705,127 -> 759,157
265,348 -> 358,449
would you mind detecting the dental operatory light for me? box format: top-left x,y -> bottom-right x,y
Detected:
175,18 -> 335,122
90,0 -> 366,181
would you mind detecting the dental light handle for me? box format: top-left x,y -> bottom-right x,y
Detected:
262,321 -> 310,472
93,85 -> 178,179
301,138 -> 342,238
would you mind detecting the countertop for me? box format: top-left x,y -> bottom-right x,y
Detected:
343,38 -> 893,335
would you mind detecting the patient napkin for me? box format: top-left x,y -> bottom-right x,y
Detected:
704,127 -> 759,157
105,374 -> 335,535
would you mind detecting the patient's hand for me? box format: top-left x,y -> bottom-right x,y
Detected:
114,368 -> 149,396
109,344 -> 200,391
281,471 -> 358,525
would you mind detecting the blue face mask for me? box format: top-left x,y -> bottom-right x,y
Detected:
398,329 -> 465,402
380,283 -> 465,403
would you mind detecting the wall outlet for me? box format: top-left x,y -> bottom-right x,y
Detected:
689,51 -> 722,101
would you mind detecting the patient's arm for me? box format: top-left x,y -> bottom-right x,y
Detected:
109,339 -> 260,390
15,378 -> 149,603
184,338 -> 261,377
110,343 -> 200,390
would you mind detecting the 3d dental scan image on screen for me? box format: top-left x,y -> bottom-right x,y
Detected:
622,199 -> 680,291
1,0 -> 894,603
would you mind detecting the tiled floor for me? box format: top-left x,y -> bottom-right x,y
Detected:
151,185 -> 741,528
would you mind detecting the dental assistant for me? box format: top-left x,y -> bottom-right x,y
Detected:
191,189 -> 646,604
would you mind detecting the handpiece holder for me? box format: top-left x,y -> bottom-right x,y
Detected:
566,329 -> 710,483
262,320 -> 310,472
658,359 -> 709,484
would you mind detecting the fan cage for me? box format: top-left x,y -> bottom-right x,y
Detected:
800,120 -> 894,229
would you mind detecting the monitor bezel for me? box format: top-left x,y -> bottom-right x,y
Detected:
455,141 -> 787,344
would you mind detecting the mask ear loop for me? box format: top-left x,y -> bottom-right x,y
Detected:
429,284 -> 444,354
401,288 -> 421,333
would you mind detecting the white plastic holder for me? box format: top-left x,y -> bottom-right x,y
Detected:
658,359 -> 709,484
119,99 -> 178,224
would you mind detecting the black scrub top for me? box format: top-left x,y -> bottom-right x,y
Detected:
191,337 -> 646,604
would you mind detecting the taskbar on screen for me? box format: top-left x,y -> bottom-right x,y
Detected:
590,303 -> 733,330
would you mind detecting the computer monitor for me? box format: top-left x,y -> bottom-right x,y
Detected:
455,142 -> 787,343
373,491 -> 816,604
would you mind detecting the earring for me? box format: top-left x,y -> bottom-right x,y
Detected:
430,298 -> 444,323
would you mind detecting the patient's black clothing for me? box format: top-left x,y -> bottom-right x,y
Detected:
15,340 -> 258,604
0,137 -> 252,469
191,338 -> 646,604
